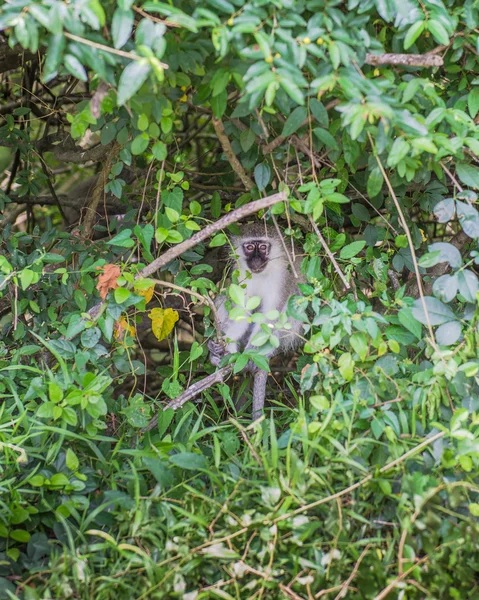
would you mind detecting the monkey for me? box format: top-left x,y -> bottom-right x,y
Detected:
208,222 -> 305,420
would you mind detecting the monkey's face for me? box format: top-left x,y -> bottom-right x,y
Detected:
242,240 -> 271,273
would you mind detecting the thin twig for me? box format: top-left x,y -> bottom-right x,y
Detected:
37,153 -> 69,222
132,5 -> 180,27
212,117 -> 255,190
273,431 -> 445,524
308,217 -> 350,290
140,365 -> 233,433
333,545 -> 370,600
370,136 -> 436,344
373,556 -> 429,600
64,32 -> 168,68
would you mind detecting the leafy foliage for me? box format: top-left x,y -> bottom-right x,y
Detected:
1,0 -> 479,597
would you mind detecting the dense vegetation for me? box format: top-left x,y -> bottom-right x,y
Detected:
1,0 -> 479,597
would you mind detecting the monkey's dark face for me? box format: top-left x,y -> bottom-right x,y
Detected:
242,240 -> 271,273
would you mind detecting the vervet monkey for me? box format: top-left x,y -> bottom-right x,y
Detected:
208,222 -> 304,420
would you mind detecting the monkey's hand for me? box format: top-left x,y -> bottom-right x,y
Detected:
208,339 -> 226,368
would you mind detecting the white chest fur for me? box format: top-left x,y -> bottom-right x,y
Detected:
241,260 -> 286,313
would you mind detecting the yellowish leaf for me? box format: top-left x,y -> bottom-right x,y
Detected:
114,317 -> 136,342
136,284 -> 155,304
148,307 -> 179,341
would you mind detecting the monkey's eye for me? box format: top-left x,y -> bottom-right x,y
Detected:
259,244 -> 268,252
244,244 -> 255,252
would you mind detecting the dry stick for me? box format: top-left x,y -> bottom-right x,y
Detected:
272,431 -> 445,524
309,217 -> 350,290
440,161 -> 464,193
132,5 -> 180,27
333,545 -> 370,600
140,191 -> 286,277
373,556 -> 429,600
141,366 -> 233,433
364,53 -> 443,67
64,32 -> 168,68
37,153 -> 69,222
212,117 -> 255,190
370,138 -> 436,344
80,145 -> 118,238
272,215 -> 299,279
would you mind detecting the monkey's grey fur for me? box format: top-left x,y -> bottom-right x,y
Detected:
209,222 -> 304,419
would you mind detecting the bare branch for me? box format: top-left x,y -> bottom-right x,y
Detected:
140,365 -> 233,433
80,144 -> 118,238
365,53 -> 443,67
212,117 -> 255,191
309,217 -> 350,290
140,190 -> 287,277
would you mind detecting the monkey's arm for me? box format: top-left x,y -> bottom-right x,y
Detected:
209,295 -> 251,366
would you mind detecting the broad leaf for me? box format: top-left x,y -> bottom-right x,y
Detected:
412,296 -> 456,326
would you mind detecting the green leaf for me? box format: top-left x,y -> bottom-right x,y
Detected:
66,448 -> 79,471
310,99 -> 329,127
279,78 -> 304,105
426,242 -> 462,268
428,20 -> 449,45
352,203 -> 369,222
64,54 -> 88,82
457,269 -> 479,302
254,162 -> 271,191
117,60 -> 151,106
281,107 -> 308,137
211,192 -> 221,218
151,140 -> 167,161
436,321 -> 462,346
240,129 -> 256,152
112,8 -> 134,49
43,34 -> 65,83
107,228 -> 135,247
131,133 -> 149,155
313,127 -> 338,150
404,21 -> 424,50
433,198 -> 455,223
433,274 -> 458,303
456,200 -> 479,238
387,138 -> 410,167
412,297 -> 456,326
211,89 -> 227,117
209,233 -> 227,247
228,284 -> 245,306
169,452 -> 207,470
19,268 -> 34,290
350,332 -> 368,361
81,327 -> 101,348
10,530 -> 31,543
398,306 -> 422,340
367,167 -> 383,198
468,89 -> 479,119
340,240 -> 366,259
338,352 -> 354,381
456,163 -> 479,189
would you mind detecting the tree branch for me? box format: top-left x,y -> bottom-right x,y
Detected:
365,53 -> 443,67
80,144 -> 118,238
140,190 -> 287,277
140,365 -> 233,433
212,117 -> 255,191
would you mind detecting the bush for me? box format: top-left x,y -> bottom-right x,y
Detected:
1,0 -> 479,597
